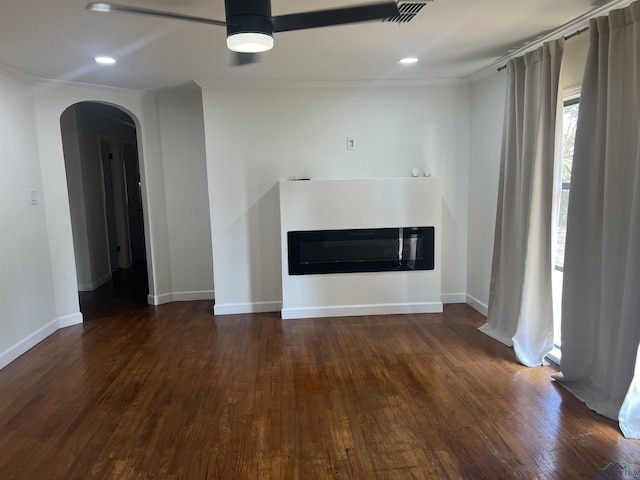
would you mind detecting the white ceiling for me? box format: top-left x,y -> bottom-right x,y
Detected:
0,0 -> 627,91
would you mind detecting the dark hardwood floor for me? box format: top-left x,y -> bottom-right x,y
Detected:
1,301 -> 638,479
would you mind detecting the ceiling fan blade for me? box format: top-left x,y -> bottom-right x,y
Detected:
86,2 -> 227,27
272,1 -> 399,33
231,52 -> 261,66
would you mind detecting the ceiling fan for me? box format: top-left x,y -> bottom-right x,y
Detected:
87,0 -> 400,65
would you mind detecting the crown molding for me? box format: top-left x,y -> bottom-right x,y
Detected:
34,77 -> 145,96
195,76 -> 469,90
0,61 -> 37,84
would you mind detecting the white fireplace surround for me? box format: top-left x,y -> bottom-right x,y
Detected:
279,177 -> 442,319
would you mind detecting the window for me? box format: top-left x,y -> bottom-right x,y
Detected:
555,98 -> 579,272
552,98 -> 579,354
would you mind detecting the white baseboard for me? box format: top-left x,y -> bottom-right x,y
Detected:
214,301 -> 282,315
466,294 -> 489,316
441,293 -> 466,304
58,312 -> 83,328
172,290 -> 215,302
78,273 -> 112,292
148,290 -> 215,305
0,319 -> 59,370
281,302 -> 443,320
0,290 -> 490,372
148,293 -> 173,305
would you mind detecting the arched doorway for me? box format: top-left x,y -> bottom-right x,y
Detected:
60,102 -> 148,319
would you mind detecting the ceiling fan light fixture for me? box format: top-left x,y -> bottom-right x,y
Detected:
87,1 -> 401,61
226,32 -> 273,53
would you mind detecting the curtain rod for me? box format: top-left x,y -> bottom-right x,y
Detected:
496,26 -> 589,72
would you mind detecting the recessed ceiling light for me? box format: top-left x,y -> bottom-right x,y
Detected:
88,3 -> 112,12
399,57 -> 418,65
95,56 -> 116,65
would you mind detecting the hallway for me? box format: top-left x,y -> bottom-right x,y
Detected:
79,262 -> 149,322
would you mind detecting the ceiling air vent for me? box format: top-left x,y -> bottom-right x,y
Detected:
383,0 -> 433,24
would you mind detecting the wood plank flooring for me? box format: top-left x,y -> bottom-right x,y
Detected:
1,301 -> 639,479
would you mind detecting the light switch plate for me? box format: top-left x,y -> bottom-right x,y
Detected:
347,137 -> 355,150
29,188 -> 39,205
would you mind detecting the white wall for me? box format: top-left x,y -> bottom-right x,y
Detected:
466,72 -> 507,314
157,85 -> 214,301
60,107 -> 93,288
0,71 -> 57,369
200,83 -> 470,314
563,32 -> 589,92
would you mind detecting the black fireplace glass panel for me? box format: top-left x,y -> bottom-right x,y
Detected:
288,227 -> 434,275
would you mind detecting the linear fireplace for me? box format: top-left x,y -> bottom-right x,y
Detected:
288,227 -> 434,275
279,178 -> 442,319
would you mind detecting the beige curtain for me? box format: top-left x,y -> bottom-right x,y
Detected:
480,39 -> 564,367
553,0 -> 640,439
